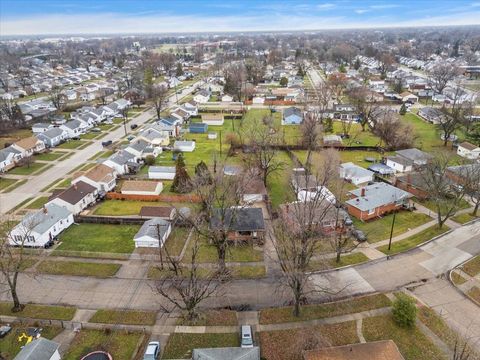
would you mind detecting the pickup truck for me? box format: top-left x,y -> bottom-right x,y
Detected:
102,140 -> 113,147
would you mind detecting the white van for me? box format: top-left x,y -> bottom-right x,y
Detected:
241,325 -> 254,348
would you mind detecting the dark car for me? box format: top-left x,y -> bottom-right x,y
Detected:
352,229 -> 367,242
130,124 -> 138,130
102,140 -> 113,147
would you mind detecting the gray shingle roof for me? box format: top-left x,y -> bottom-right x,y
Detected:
283,107 -> 302,118
134,218 -> 170,240
149,166 -> 176,173
346,183 -> 412,211
396,148 -> 432,163
63,119 -> 82,130
14,337 -> 60,360
20,203 -> 71,236
127,139 -> 149,152
108,150 -> 135,165
211,208 -> 265,232
0,146 -> 20,162
193,347 -> 260,360
39,127 -> 64,139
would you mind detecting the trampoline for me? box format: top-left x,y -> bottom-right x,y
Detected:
81,351 -> 113,360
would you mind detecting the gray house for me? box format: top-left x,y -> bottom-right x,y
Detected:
13,337 -> 60,360
193,347 -> 260,360
282,107 -> 303,125
37,127 -> 67,147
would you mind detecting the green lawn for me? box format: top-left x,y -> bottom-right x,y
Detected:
416,197 -> 472,214
452,212 -> 478,224
266,151 -> 295,208
467,286 -> 480,303
34,152 -> 65,161
363,315 -> 448,360
63,329 -> 144,360
0,178 -> 17,191
177,310 -> 238,326
57,140 -> 87,149
259,294 -> 391,324
353,211 -> 432,243
451,270 -> 468,285
401,113 -> 449,151
0,325 -> 63,359
9,162 -> 46,175
55,223 -> 139,254
162,333 -> 239,359
25,196 -> 50,209
89,309 -> 157,325
81,132 -> 101,140
0,302 -> 76,320
93,200 -> 193,216
377,225 -> 449,255
462,256 -> 480,277
331,121 -> 381,146
37,260 -> 121,277
89,150 -> 114,160
55,177 -> 72,188
328,252 -> 370,268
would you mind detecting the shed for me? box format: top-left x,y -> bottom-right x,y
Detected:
174,140 -> 196,152
189,123 -> 208,134
133,217 -> 172,248
339,162 -> 374,185
148,166 -> 176,180
208,132 -> 218,140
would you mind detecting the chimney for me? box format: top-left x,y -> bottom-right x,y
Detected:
361,188 -> 366,197
73,183 -> 78,190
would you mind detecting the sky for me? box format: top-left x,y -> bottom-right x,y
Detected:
1,0 -> 480,36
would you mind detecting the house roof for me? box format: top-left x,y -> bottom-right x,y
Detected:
50,181 -> 96,205
63,119 -> 82,130
368,163 -> 395,175
340,162 -> 374,179
346,183 -> 413,212
39,127 -> 64,139
459,141 -> 480,151
0,146 -> 21,162
447,163 -> 480,178
19,203 -> 72,235
192,347 -> 260,360
303,340 -> 404,360
211,208 -> 265,232
107,150 -> 135,165
14,136 -> 40,150
32,122 -> 51,128
387,155 -> 413,167
13,337 -> 60,360
201,113 -> 224,121
174,140 -> 195,147
396,148 -> 432,163
77,163 -> 115,183
149,166 -> 176,173
283,107 -> 302,118
139,206 -> 176,218
134,217 -> 170,240
122,180 -> 161,192
126,139 -> 149,152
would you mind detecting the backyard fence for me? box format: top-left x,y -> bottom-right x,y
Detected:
106,192 -> 201,203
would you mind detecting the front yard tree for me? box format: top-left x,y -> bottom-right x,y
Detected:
0,218 -> 38,312
428,63 -> 460,95
49,84 -> 66,112
439,88 -> 473,147
152,84 -> 169,119
461,163 -> 480,217
300,112 -> 322,170
172,154 -> 192,193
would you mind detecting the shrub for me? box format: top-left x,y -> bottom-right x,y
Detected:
392,293 -> 417,328
399,103 -> 407,115
144,155 -> 155,166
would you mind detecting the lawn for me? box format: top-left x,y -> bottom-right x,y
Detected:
363,315 -> 448,360
37,260 -> 121,277
0,325 -> 63,359
467,286 -> 480,303
81,132 -> 101,140
89,309 -> 157,325
259,321 -> 359,360
451,271 -> 468,285
462,256 -> 480,277
416,197 -> 472,214
55,177 -> 72,188
331,121 -> 381,147
184,235 -> 263,263
57,139 -> 87,149
162,333 -> 239,359
259,293 -> 391,325
267,151 -> 296,208
0,128 -> 32,148
400,113 -> 443,151
25,196 -> 49,209
9,162 -> 46,175
34,152 -> 65,161
55,223 -> 139,254
327,252 -> 370,268
0,302 -> 76,320
63,329 -> 144,360
93,199 -> 193,216
0,178 -> 17,191
377,225 -> 449,255
353,211 -> 432,243
89,150 -> 114,161
452,212 -> 478,224
176,310 -> 238,326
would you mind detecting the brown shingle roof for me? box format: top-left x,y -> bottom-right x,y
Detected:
459,141 -> 479,151
139,206 -> 176,219
122,180 -> 161,192
50,181 -> 96,205
15,136 -> 40,151
303,340 -> 405,360
201,113 -> 224,121
76,164 -> 115,183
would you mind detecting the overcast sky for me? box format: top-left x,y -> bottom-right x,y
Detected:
2,0 -> 480,36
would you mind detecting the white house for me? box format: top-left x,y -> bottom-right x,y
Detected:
148,166 -> 176,180
121,180 -> 163,195
400,91 -> 419,103
339,162 -> 375,185
174,140 -> 195,152
37,128 -> 67,148
137,127 -> 170,146
47,181 -> 97,215
9,203 -> 73,248
60,120 -> 86,138
32,123 -> 53,134
193,90 -> 211,103
183,101 -> 198,116
133,218 -> 172,248
252,96 -> 265,104
386,155 -> 413,173
124,139 -> 161,159
72,163 -> 117,192
11,136 -> 45,157
102,151 -> 137,175
13,337 -> 61,360
0,146 -> 22,172
221,94 -> 233,102
457,142 -> 480,160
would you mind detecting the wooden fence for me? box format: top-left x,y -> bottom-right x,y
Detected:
106,192 -> 201,203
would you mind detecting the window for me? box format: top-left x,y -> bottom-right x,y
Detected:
14,235 -> 23,243
27,236 -> 35,242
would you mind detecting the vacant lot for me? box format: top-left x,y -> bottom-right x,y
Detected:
162,333 -> 239,359
93,199 -> 193,216
0,302 -> 76,320
267,150 -> 296,208
90,309 -> 157,325
56,223 -> 139,254
37,260 -> 121,277
9,162 -> 46,175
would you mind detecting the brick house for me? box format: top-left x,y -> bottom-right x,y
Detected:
394,173 -> 429,200
210,207 -> 265,244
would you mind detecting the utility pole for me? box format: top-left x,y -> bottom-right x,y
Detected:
151,223 -> 165,269
219,130 -> 222,157
387,210 -> 397,251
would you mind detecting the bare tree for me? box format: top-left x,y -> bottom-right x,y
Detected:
49,84 -> 66,112
348,86 -> 382,131
373,111 -> 416,150
300,112 -> 322,169
456,163 -> 480,217
0,98 -> 25,132
428,63 -> 461,95
152,84 -> 169,119
155,235 -> 225,323
0,218 -> 39,312
439,88 -> 473,146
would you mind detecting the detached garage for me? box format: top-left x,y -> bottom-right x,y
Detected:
134,218 -> 172,248
121,180 -> 163,195
148,166 -> 176,180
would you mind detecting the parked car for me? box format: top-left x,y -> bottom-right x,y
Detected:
241,325 -> 254,348
143,341 -> 160,360
0,324 -> 12,338
91,127 -> 101,132
127,135 -> 135,141
130,124 -> 138,130
102,140 -> 113,147
352,229 -> 367,242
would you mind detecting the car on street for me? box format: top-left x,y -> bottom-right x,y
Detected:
130,124 -> 138,130
143,341 -> 160,360
102,140 -> 113,147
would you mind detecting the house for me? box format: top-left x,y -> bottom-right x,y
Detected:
137,127 -> 170,146
339,163 -> 375,185
189,122 -> 208,134
102,150 -> 137,175
139,206 -> 176,220
72,163 -> 116,193
368,163 -> 395,175
457,142 -> 480,160
202,113 -> 225,126
121,180 -> 163,195
447,163 -> 480,185
47,181 -> 97,215
9,203 -> 74,248
32,122 -> 53,134
193,347 -> 260,360
395,173 -> 429,200
13,337 -> 61,360
386,148 -> 432,173
210,207 -> 265,244
156,118 -> 181,137
170,107 -> 190,122
60,120 -> 86,138
0,146 -> 22,172
346,182 -> 413,221
323,134 -> 343,146
183,101 -> 198,116
252,96 -> 265,104
37,127 -> 67,147
148,166 -> 176,180
418,107 -> 445,124
12,136 -> 45,157
303,340 -> 404,360
243,178 -> 267,203
400,91 -> 418,103
332,103 -> 359,121
193,89 -> 211,103
124,139 -> 161,159
221,94 -> 234,102
174,140 -> 195,152
282,107 -> 303,125
280,201 -> 350,235
133,217 -> 172,248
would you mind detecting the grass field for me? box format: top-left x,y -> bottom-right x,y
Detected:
89,309 -> 157,325
266,150 -> 296,208
416,197 -> 472,214
57,139 -> 88,149
0,177 -> 17,191
452,212 -> 478,224
353,211 -> 432,243
8,162 -> 46,175
37,260 -> 121,277
25,196 -> 50,209
93,199 -> 193,216
56,223 -> 139,254
177,309 -> 238,326
462,256 -> 480,277
63,329 -> 144,360
0,302 -> 76,320
377,225 -> 449,255
162,333 -> 239,359
34,152 -> 65,161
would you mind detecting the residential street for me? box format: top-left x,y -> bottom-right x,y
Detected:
0,83 -> 200,214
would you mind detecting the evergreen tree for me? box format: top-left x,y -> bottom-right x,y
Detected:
172,154 -> 192,193
279,77 -> 288,87
338,64 -> 347,73
399,103 -> 407,115
353,58 -> 361,70
194,161 -> 212,185
176,63 -> 184,77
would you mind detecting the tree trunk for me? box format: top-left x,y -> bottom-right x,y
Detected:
472,202 -> 479,217
10,287 -> 23,312
336,250 -> 341,263
217,244 -> 227,274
